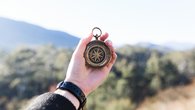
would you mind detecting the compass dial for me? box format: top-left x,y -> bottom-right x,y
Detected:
84,40 -> 111,68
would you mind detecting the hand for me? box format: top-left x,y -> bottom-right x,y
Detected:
64,32 -> 117,96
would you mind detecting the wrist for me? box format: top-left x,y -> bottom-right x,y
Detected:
55,89 -> 79,109
65,79 -> 90,96
56,81 -> 87,110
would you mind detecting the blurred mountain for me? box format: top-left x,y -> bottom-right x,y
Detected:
136,42 -> 172,52
0,17 -> 80,49
136,42 -> 195,51
162,42 -> 195,51
1,17 -> 194,51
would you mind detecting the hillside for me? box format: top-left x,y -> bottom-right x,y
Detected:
0,45 -> 195,110
0,17 -> 80,49
136,42 -> 195,51
137,79 -> 195,110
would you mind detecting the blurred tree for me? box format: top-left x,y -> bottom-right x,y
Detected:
146,51 -> 162,93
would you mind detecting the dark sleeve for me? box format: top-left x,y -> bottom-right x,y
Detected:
27,92 -> 76,110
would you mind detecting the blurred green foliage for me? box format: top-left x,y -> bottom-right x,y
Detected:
0,45 -> 194,110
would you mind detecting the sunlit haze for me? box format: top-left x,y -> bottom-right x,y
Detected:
0,0 -> 195,46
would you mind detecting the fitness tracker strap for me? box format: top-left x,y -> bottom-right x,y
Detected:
57,81 -> 87,110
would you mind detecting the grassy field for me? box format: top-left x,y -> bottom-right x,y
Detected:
137,79 -> 195,110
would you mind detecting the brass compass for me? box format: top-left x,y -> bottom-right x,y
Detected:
84,27 -> 111,68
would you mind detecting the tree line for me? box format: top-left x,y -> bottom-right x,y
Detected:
0,45 -> 195,110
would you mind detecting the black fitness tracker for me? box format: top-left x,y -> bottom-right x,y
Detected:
56,81 -> 87,110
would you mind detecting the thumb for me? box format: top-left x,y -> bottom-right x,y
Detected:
73,33 -> 93,57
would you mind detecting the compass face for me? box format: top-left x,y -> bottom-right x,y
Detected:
84,40 -> 111,68
89,46 -> 105,64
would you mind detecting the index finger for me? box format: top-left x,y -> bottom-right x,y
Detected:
100,33 -> 109,41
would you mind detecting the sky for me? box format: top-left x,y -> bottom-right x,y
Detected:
0,0 -> 195,45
